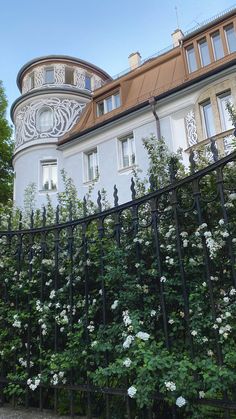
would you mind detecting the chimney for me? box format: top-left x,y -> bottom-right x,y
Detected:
128,52 -> 141,70
171,29 -> 184,47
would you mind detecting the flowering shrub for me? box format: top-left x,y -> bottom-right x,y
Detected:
0,137 -> 236,418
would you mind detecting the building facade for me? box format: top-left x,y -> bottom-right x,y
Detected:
12,7 -> 236,209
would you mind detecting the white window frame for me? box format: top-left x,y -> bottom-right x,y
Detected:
44,67 -> 55,84
198,38 -> 211,67
83,148 -> 99,183
118,133 -> 136,170
224,23 -> 236,54
211,31 -> 224,61
28,72 -> 34,90
186,45 -> 197,73
200,100 -> 216,139
40,159 -> 58,192
97,92 -> 121,116
217,91 -> 234,132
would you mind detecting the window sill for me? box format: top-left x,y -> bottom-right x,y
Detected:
83,178 -> 99,186
118,164 -> 137,174
39,189 -> 57,194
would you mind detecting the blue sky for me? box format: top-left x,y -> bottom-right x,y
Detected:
0,0 -> 235,121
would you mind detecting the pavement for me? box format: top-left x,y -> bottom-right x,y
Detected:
0,406 -> 88,419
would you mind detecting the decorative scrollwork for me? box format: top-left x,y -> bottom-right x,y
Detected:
74,69 -> 85,89
15,98 -> 86,149
54,64 -> 65,84
185,110 -> 198,147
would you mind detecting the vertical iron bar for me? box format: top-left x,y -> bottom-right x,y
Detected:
53,207 -> 60,413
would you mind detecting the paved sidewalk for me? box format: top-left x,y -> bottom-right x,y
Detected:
0,406 -> 87,419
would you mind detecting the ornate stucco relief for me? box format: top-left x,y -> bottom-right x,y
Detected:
15,98 -> 86,149
185,110 -> 198,147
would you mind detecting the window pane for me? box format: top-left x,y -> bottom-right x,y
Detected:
88,153 -> 94,180
186,46 -> 197,73
218,93 -> 233,131
38,108 -> 53,132
50,164 -> 57,190
97,102 -> 104,116
65,67 -> 74,84
121,140 -> 129,167
211,32 -> 224,60
225,24 -> 236,53
85,75 -> 91,90
114,93 -> 121,109
199,39 -> 211,66
202,101 -> 215,138
42,165 -> 50,190
29,73 -> 34,90
129,137 -> 135,165
45,68 -> 54,84
106,97 -> 113,113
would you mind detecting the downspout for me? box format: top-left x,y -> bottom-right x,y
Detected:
149,97 -> 161,139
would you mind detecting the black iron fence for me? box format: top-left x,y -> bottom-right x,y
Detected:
0,147 -> 236,418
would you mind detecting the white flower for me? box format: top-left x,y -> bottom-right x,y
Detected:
176,396 -> 186,407
183,239 -> 188,248
191,330 -> 197,336
49,290 -> 56,299
122,310 -> 132,326
216,317 -> 222,323
223,297 -> 229,303
123,335 -> 134,349
127,386 -> 137,398
168,319 -> 175,324
219,219 -> 224,226
135,263 -> 140,268
160,276 -> 167,283
136,331 -> 150,341
123,358 -> 132,367
199,391 -> 205,399
207,350 -> 214,356
111,300 -> 118,310
150,310 -> 156,317
165,381 -> 176,391
202,282 -> 207,287
230,288 -> 236,296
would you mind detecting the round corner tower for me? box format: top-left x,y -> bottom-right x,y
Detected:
11,55 -> 111,208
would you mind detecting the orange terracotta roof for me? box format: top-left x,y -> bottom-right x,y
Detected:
59,9 -> 236,145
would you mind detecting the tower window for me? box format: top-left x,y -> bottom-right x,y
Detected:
41,160 -> 57,191
37,107 -> 54,133
85,74 -> 92,90
65,67 -> 74,84
44,67 -> 54,84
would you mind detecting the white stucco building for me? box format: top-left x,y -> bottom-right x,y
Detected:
12,7 -> 236,209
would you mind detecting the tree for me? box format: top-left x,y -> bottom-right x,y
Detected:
0,81 -> 13,204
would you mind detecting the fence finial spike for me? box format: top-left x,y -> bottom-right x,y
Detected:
113,185 -> 119,207
210,138 -> 219,162
97,190 -> 102,212
130,177 -> 136,200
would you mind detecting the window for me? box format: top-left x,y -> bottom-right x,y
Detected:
37,107 -> 53,133
85,74 -> 92,90
65,66 -> 74,84
201,100 -> 216,138
186,45 -> 197,73
97,92 -> 121,116
119,134 -> 135,169
28,72 -> 34,90
198,38 -> 211,66
44,67 -> 54,84
41,160 -> 57,191
218,91 -> 234,132
84,149 -> 98,182
225,24 -> 236,53
211,31 -> 224,60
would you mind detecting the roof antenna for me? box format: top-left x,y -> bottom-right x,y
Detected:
175,5 -> 180,29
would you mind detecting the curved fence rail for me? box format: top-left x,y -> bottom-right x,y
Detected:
0,149 -> 236,418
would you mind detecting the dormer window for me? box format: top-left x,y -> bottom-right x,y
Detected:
44,67 -> 54,84
198,38 -> 211,67
224,24 -> 236,53
186,45 -> 197,73
97,92 -> 121,116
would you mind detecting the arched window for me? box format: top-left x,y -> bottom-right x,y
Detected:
37,107 -> 53,133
